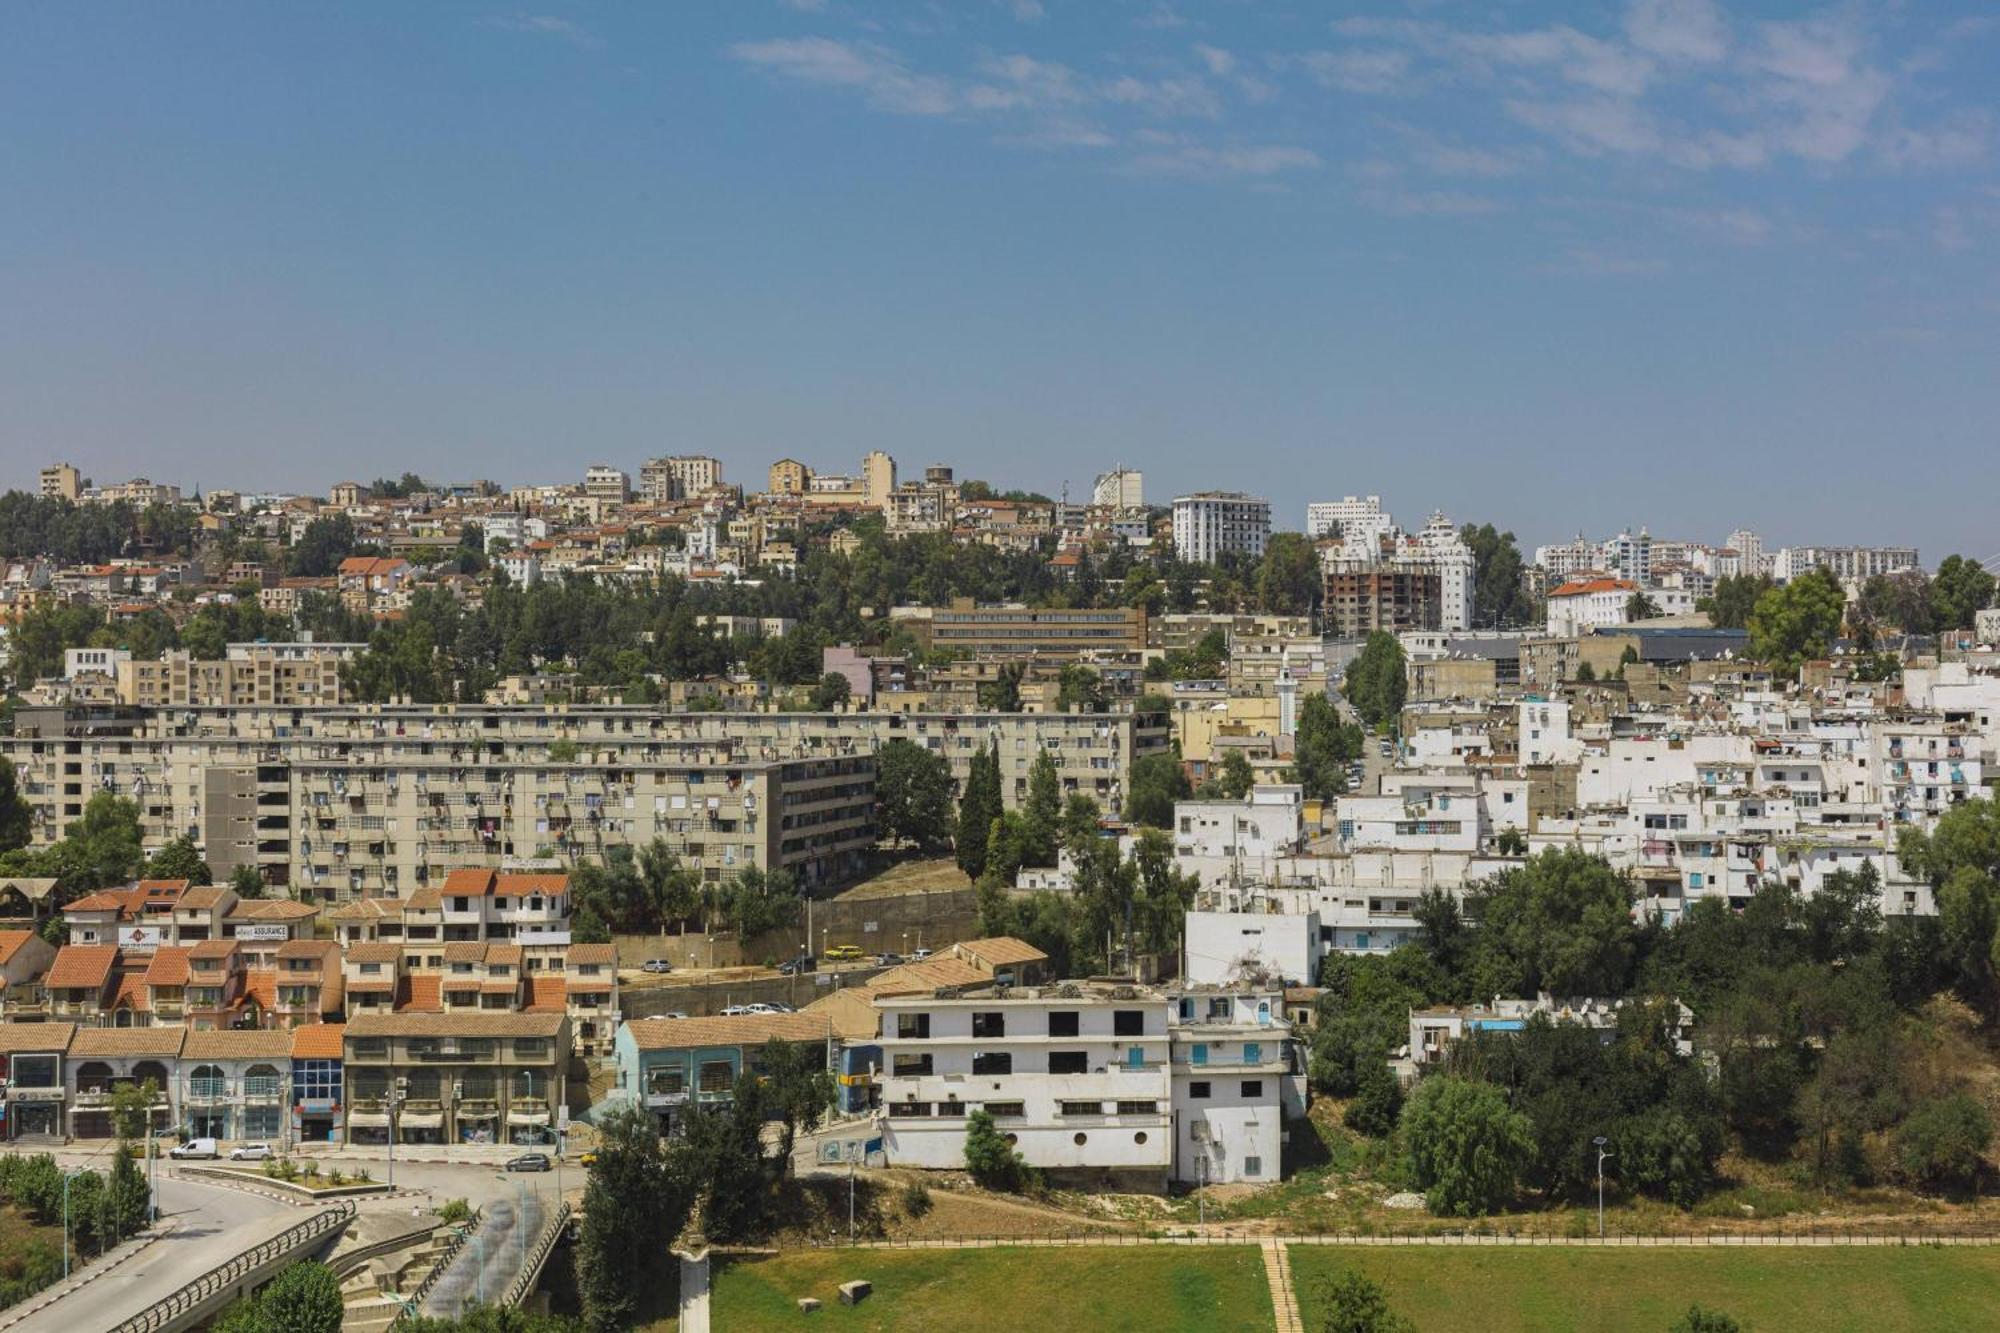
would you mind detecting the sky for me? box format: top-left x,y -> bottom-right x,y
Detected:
1,2 -> 1996,559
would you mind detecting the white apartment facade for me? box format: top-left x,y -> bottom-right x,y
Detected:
1173,493 -> 1271,565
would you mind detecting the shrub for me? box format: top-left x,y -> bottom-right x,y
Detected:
1344,1063 -> 1403,1138
1400,1077 -> 1532,1217
1670,1307 -> 1743,1333
962,1109 -> 1031,1193
1895,1093 -> 1992,1192
1311,1270 -> 1415,1333
901,1178 -> 933,1218
438,1198 -> 474,1225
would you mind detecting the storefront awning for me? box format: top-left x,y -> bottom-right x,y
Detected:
399,1113 -> 444,1129
347,1112 -> 389,1128
506,1110 -> 552,1126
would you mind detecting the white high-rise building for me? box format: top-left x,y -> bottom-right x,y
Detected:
1306,496 -> 1389,541
1409,512 -> 1477,631
1772,546 -> 1920,583
1724,529 -> 1766,578
1535,535 -> 1601,578
1173,492 -> 1271,564
1605,529 -> 1652,587
1092,468 -> 1144,510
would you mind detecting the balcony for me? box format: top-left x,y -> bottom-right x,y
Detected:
185,1081 -> 229,1106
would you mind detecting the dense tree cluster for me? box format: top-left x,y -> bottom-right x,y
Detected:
1289,693 -> 1364,801
1342,632 -> 1407,730
1314,833 -> 2000,1216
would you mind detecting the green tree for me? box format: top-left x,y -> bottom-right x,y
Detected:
106,1141 -> 150,1241
0,758 -> 30,853
253,1261 -> 344,1333
1703,573 -> 1773,630
977,662 -> 1023,712
1461,524 -> 1535,628
1344,1062 -> 1403,1138
1625,591 -> 1662,621
1858,569 -> 1935,636
1255,532 -> 1322,616
1747,569 -> 1844,672
1123,751 -> 1190,829
1400,1076 -> 1533,1216
286,514 -> 361,578
1932,554 -> 1997,631
1056,664 -> 1105,713
809,671 -> 851,711
577,1107 -> 696,1332
228,864 -> 266,899
109,1079 -> 159,1142
1898,799 -> 2000,1012
962,1108 -> 1030,1192
716,867 -> 802,939
142,835 -> 212,885
1215,749 -> 1255,801
1343,632 -> 1407,730
1020,748 -> 1062,868
1311,1270 -> 1415,1333
571,904 -> 612,945
637,839 -> 700,928
1464,848 -> 1636,999
46,793 -> 144,899
1895,1092 -> 1992,1192
757,1038 -> 836,1175
956,742 -> 1003,880
875,739 -> 955,851
1292,692 -> 1362,801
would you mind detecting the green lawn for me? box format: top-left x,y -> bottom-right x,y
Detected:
1289,1244 -> 2000,1332
713,1245 -> 1273,1332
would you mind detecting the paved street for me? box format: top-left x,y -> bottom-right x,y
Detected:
5,1166 -> 293,1333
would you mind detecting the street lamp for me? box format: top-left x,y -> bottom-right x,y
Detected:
61,1166 -> 89,1279
1593,1136 -> 1614,1240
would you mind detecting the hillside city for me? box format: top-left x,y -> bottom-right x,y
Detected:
0,455 -> 1996,1330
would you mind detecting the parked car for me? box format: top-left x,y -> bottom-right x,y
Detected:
506,1153 -> 552,1172
719,1005 -> 755,1016
662,1010 -> 690,1020
910,948 -> 933,961
228,1142 -> 273,1161
640,959 -> 674,974
578,1151 -> 598,1168
744,1002 -> 792,1014
873,952 -> 904,967
170,1138 -> 219,1160
777,955 -> 817,975
824,944 -> 864,962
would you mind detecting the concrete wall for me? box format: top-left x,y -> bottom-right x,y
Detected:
613,886 -> 979,973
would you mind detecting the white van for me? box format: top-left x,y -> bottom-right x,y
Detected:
170,1137 -> 219,1159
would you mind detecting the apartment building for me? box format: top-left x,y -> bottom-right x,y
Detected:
291,1022 -> 345,1145
636,455 -> 723,503
875,980 -> 1297,1190
342,1011 -> 569,1147
768,458 -> 811,496
1172,493 -> 1270,565
1322,566 -> 1441,637
1092,468 -> 1143,510
40,462 -> 82,502
180,1029 -> 293,1142
1,704 -> 1158,900
116,643 -> 356,708
581,466 -> 631,506
1305,496 -> 1389,542
1772,545 -> 1920,582
911,601 -> 1148,659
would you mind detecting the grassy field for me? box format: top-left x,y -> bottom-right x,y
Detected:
1288,1244 -> 2000,1332
712,1245 -> 1273,1332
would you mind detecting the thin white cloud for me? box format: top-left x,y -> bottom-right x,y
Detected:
1624,0 -> 1729,65
1126,141 -> 1321,178
1298,49 -> 1414,96
1361,189 -> 1504,218
731,37 -> 956,115
484,13 -> 601,49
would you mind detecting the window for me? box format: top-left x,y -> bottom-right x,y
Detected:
697,1060 -> 734,1094
887,1102 -> 932,1118
1241,1080 -> 1263,1098
983,1101 -> 1025,1118
1116,1100 -> 1157,1115
1060,1100 -> 1101,1117
892,1053 -> 933,1077
971,1052 -> 1013,1076
1047,1011 -> 1080,1038
1244,1155 -> 1263,1177
1047,1050 -> 1088,1075
1190,1043 -> 1207,1066
896,1012 -> 930,1040
1243,1042 -> 1262,1064
1072,1131 -> 1088,1145
647,1067 -> 686,1096
1189,1081 -> 1211,1100
1112,1010 -> 1144,1037
937,1098 -> 966,1118
971,1011 -> 1006,1039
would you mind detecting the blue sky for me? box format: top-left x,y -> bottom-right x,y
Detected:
1,2 -> 1995,558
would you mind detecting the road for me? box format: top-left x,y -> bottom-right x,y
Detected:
1,1147 -> 569,1332
5,1160 -> 294,1333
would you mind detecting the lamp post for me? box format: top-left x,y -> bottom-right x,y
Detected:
61,1166 -> 89,1279
1594,1136 -> 1613,1240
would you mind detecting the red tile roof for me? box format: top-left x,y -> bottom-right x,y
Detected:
441,868 -> 498,896
48,944 -> 121,990
1549,577 -> 1639,598
399,975 -> 443,1012
524,975 -> 568,1011
291,1023 -> 346,1060
143,946 -> 192,987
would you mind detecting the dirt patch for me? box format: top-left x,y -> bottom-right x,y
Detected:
836,858 -> 972,900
